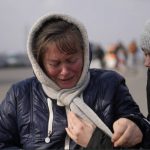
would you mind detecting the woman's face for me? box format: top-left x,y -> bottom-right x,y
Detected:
144,52 -> 150,68
43,43 -> 83,89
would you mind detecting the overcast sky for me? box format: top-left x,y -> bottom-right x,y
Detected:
0,0 -> 150,54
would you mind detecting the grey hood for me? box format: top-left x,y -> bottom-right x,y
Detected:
140,20 -> 150,53
27,13 -> 90,91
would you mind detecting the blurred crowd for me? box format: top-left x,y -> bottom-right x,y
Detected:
90,40 -> 143,72
0,40 -> 143,71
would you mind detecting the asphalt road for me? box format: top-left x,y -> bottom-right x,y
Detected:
0,66 -> 148,116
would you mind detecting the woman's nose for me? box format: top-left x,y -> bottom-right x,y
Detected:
60,65 -> 70,76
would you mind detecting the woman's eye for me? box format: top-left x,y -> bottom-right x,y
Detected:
68,59 -> 77,64
49,63 -> 59,67
145,53 -> 150,57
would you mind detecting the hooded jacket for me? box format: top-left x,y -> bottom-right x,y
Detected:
0,13 -> 150,149
140,20 -> 150,120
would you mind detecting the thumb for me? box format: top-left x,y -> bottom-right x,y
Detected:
112,119 -> 125,143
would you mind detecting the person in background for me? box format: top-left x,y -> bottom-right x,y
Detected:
115,42 -> 128,72
104,43 -> 118,69
0,13 -> 150,149
140,20 -> 150,120
127,40 -> 138,72
89,42 -> 106,68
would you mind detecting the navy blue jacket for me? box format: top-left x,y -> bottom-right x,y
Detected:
0,69 -> 150,149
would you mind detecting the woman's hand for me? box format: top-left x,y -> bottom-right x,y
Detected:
112,118 -> 143,147
65,111 -> 96,147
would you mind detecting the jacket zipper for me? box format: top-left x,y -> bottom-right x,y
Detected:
45,98 -> 53,143
46,98 -> 70,149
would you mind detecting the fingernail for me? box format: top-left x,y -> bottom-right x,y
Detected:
114,143 -> 117,147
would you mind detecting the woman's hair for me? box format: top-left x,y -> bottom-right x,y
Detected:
32,18 -> 84,65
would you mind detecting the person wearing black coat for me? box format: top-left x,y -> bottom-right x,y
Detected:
140,20 -> 150,121
0,13 -> 150,149
147,69 -> 150,120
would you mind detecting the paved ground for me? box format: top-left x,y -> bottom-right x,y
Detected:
0,65 -> 148,116
122,67 -> 147,116
0,67 -> 33,101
